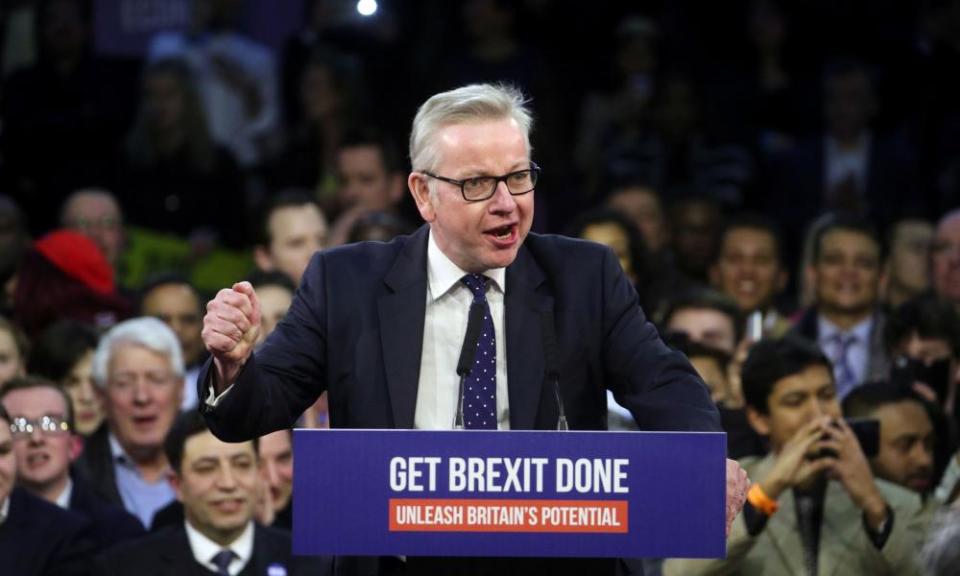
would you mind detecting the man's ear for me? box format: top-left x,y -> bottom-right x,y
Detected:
68,435 -> 83,462
253,245 -> 274,273
168,470 -> 184,502
408,173 -> 436,222
745,405 -> 771,437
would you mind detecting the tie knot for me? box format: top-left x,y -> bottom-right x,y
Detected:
461,274 -> 488,301
832,332 -> 857,350
211,549 -> 235,574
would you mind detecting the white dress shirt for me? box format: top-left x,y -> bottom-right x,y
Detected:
415,231 -> 510,429
54,478 -> 73,509
185,518 -> 254,576
0,496 -> 8,527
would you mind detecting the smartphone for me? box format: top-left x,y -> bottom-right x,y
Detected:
814,418 -> 880,459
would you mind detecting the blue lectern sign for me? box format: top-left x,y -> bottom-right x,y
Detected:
293,430 -> 725,558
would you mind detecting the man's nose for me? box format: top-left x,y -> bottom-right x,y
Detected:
488,181 -> 516,212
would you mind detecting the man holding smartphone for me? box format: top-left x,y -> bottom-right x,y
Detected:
666,336 -> 926,576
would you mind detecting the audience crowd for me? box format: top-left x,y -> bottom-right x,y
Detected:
0,0 -> 959,574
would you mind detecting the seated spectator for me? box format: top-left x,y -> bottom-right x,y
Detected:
0,402 -> 94,575
664,336 -> 927,575
13,229 -> 132,340
117,58 -> 246,249
76,318 -> 183,529
95,410 -> 330,575
843,384 -> 936,496
327,128 -> 410,246
28,320 -> 103,437
253,190 -> 328,285
886,294 -> 959,417
709,213 -> 791,338
258,429 -> 293,531
931,208 -> 960,314
566,207 -> 653,311
139,274 -> 207,410
661,289 -> 741,355
0,376 -> 144,550
882,218 -> 934,309
246,270 -> 295,345
60,188 -> 126,278
0,317 -> 28,386
669,196 -> 722,287
789,213 -> 889,398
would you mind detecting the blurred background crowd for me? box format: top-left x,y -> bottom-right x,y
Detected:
0,0 -> 960,575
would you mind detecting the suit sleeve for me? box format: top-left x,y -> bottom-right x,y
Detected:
600,247 -> 721,432
201,252 -> 330,442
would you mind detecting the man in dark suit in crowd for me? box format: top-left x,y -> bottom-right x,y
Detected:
199,84 -> 748,575
0,376 -> 144,551
95,409 -> 330,575
0,403 -> 94,575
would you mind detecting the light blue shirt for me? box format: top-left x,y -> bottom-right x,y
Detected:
817,315 -> 874,398
109,433 -> 175,529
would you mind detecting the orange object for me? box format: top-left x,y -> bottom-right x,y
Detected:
747,483 -> 779,516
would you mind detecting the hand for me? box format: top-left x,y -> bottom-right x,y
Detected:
725,459 -> 749,537
759,417 -> 836,500
202,281 -> 261,392
820,419 -> 888,528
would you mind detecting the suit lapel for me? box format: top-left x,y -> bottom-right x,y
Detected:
819,482 -> 864,576
749,457 -> 806,576
378,226 -> 429,429
504,245 -> 552,430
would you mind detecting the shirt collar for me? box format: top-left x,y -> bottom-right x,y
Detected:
426,229 -> 505,302
108,431 -> 132,465
0,496 -> 9,526
55,477 -> 74,509
184,518 -> 254,574
818,314 -> 873,344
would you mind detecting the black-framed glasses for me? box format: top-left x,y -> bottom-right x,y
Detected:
9,415 -> 71,439
422,162 -> 540,202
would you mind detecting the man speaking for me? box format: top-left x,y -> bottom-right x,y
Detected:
200,84 -> 747,574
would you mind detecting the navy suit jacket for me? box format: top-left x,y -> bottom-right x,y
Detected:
200,225 -> 719,437
94,523 -> 331,576
198,226 -> 720,576
0,487 -> 95,576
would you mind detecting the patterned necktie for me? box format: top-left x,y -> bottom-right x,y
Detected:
211,549 -> 235,576
830,333 -> 858,398
461,274 -> 497,429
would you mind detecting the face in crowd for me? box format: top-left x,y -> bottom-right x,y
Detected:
1,385 -> 77,498
258,430 -> 294,513
749,363 -> 841,454
104,343 -> 183,461
142,283 -> 204,367
256,204 -> 328,285
871,400 -> 934,494
811,228 -> 882,318
173,430 -> 258,545
711,227 -> 786,314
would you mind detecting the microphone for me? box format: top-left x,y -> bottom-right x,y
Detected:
454,302 -> 485,429
541,312 -> 568,431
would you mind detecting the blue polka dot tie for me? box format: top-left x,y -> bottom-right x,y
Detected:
461,274 -> 497,429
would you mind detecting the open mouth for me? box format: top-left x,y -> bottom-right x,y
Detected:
212,498 -> 246,513
485,223 -> 518,244
131,415 -> 158,428
26,452 -> 50,468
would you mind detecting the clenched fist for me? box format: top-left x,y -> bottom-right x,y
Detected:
202,281 -> 262,393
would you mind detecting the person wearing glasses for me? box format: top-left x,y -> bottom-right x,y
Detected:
199,84 -> 747,575
0,400 -> 95,575
0,376 -> 144,551
75,317 -> 185,530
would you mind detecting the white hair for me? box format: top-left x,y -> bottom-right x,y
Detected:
91,316 -> 185,389
408,83 -> 533,173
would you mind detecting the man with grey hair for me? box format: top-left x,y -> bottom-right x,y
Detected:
76,316 -> 184,529
200,84 -> 746,574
